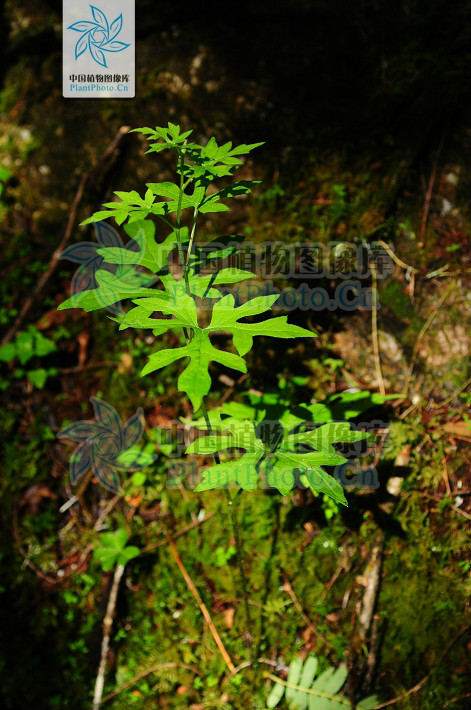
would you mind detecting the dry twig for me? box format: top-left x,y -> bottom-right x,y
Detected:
92,563 -> 126,710
358,538 -> 383,639
376,240 -> 419,275
166,534 -> 236,672
141,513 -> 215,553
439,375 -> 471,408
419,138 -> 444,246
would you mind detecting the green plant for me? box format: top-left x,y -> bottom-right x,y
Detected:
258,182 -> 286,209
329,184 -> 347,225
58,122 -> 367,501
56,124 -> 390,705
214,544 -> 237,567
266,654 -> 378,709
0,324 -> 57,389
0,166 -> 11,222
93,529 -> 140,572
186,403 -> 367,503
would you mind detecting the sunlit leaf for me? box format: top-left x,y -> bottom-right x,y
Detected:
142,330 -> 246,410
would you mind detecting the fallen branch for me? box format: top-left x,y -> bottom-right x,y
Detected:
358,538 -> 384,640
92,563 -> 126,710
364,613 -> 381,694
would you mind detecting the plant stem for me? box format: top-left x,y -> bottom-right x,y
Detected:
199,399 -> 220,463
199,398 -> 253,659
155,214 -> 174,232
187,206 -> 199,260
255,498 -> 280,659
224,487 -> 253,658
175,149 -> 191,295
173,137 -> 252,657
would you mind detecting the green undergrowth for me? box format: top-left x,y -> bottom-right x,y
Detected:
2,395 -> 469,709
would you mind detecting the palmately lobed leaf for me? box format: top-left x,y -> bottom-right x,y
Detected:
207,293 -> 316,356
95,219 -> 172,273
287,422 -> 369,454
185,407 -> 348,500
58,269 -> 158,312
141,330 -> 247,410
186,418 -> 260,455
194,453 -> 262,492
135,287 -> 316,412
128,288 -> 199,330
265,452 -> 347,503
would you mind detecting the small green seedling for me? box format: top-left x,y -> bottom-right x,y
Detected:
0,324 -> 57,389
93,529 -> 140,572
